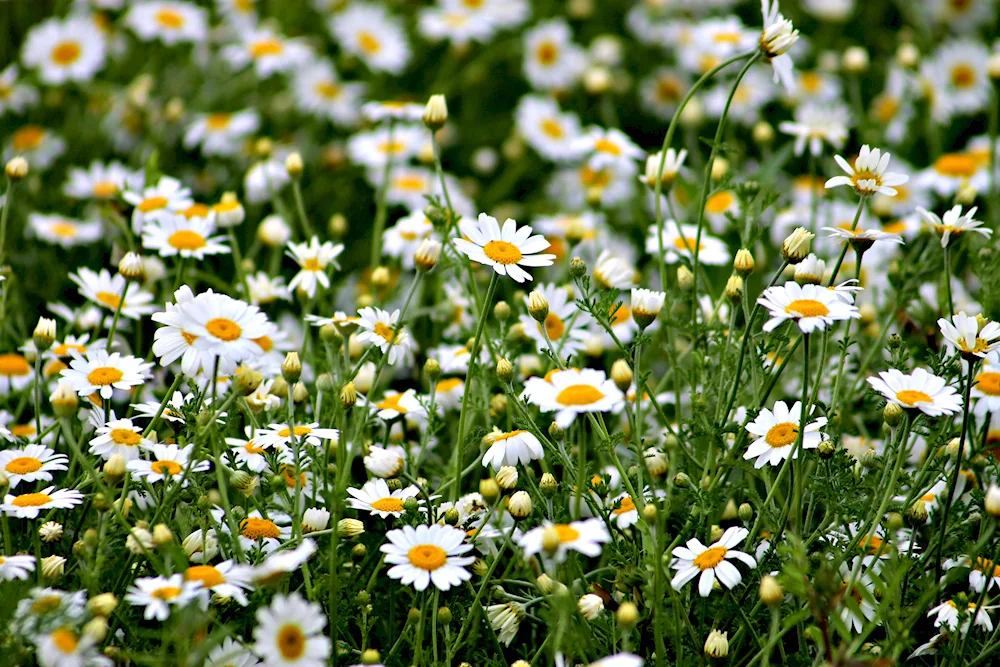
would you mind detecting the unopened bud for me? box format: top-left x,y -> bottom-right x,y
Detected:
496,358 -> 514,383
423,94 -> 448,130
540,472 -> 558,496
494,301 -> 511,321
33,317 -> 56,352
610,359 -> 632,392
5,157 -> 28,181
118,252 -> 146,281
104,455 -> 127,484
760,575 -> 783,606
340,382 -> 357,408
285,152 -> 303,178
509,490 -> 533,519
734,249 -> 755,277
677,266 -> 694,292
883,402 -> 904,427
480,478 -> 500,504
569,256 -> 587,278
528,290 -> 549,322
281,352 -> 302,384
496,466 -> 518,490
338,518 -> 365,538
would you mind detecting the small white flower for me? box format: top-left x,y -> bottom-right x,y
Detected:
867,368 -> 962,417
744,401 -> 827,468
939,312 -> 1000,359
381,524 -> 475,591
757,281 -> 860,334
825,145 -> 909,197
670,526 -> 756,597
481,428 -> 544,469
253,593 -> 331,666
125,574 -> 203,621
454,213 -> 555,283
916,205 -> 993,248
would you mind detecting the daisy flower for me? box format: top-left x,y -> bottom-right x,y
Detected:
126,574 -> 202,621
973,354 -> 1000,416
329,3 -> 411,75
418,6 -> 495,46
347,479 -> 421,518
70,268 -> 157,320
89,415 -> 153,461
347,124 -> 425,170
254,423 -> 339,450
572,127 -> 644,171
757,281 -> 860,334
945,556 -> 1000,593
670,526 -> 756,597
124,1 -> 208,45
824,145 -> 908,197
0,554 -> 36,581
227,431 -> 277,473
29,213 -> 102,248
222,29 -> 312,78
381,524 -> 475,591
838,562 -> 877,633
922,39 -> 990,122
759,0 -> 799,92
454,213 -> 555,283
246,272 -> 292,306
287,237 -> 344,298
590,654 -> 644,667
867,367 -> 962,417
37,628 -> 111,667
523,368 -> 625,429
361,101 -> 425,124
249,539 -> 316,585
183,110 -> 260,157
4,125 -> 64,171
206,637 -> 260,667
644,223 -> 731,266
777,103 -> 850,157
743,401 -> 827,468
253,593 -> 331,667
481,427 -> 544,469
21,16 -> 106,85
122,176 -> 193,234
519,283 -> 593,357
131,390 -> 196,425
916,151 -> 989,197
180,291 -> 275,369
515,95 -> 583,163
939,312 -> 1000,359
127,443 -> 209,484
364,389 -> 427,423
60,350 -> 151,399
0,445 -> 68,489
0,353 -> 34,394
916,205 -> 992,248
364,445 -> 405,478
592,250 -> 637,290
640,68 -> 688,121
523,19 -> 586,90
356,307 -> 411,365
229,510 -> 293,553
822,225 -> 904,249
293,60 -> 366,127
928,599 -> 993,632
143,214 -> 229,260
487,602 -> 525,646
1,487 -> 84,519
185,561 -> 254,607
0,65 -> 38,116
519,518 -> 610,563
609,492 -> 641,529
63,161 -> 139,202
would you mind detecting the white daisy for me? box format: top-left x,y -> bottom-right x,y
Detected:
254,422 -> 339,450
523,368 -> 625,429
356,307 -> 411,366
454,213 -> 555,283
329,4 -> 411,75
222,29 -> 312,78
972,354 -> 1000,416
126,574 -> 202,621
0,445 -> 68,489
644,222 -> 731,266
0,353 -> 35,394
519,518 -> 610,563
287,237 -> 344,298
777,103 -> 850,157
0,65 -> 39,116
0,554 -> 36,581
122,176 -> 193,234
757,281 -> 860,334
70,268 -> 157,320
482,427 -> 544,469
381,524 -> 475,591
178,291 -> 275,370
939,312 -> 1000,359
867,367 -> 963,417
253,593 -> 331,667
347,479 -> 421,518
293,60 -> 366,127
60,350 -> 151,399
928,599 -> 993,632
249,538 -> 316,585
124,1 -> 208,45
743,401 -> 827,468
63,161 -> 140,201
89,415 -> 153,461
127,443 -> 209,484
37,628 -> 111,667
21,16 -> 106,85
4,125 -> 64,171
670,526 -> 756,597
523,19 -> 586,90
916,152 -> 989,198
1,486 -> 84,519
143,214 -> 229,260
183,110 -> 260,157
515,95 -> 583,163
205,637 -> 260,667
184,561 -> 254,607
824,145 -> 908,197
916,205 -> 992,248
572,127 -> 644,171
29,213 -> 102,248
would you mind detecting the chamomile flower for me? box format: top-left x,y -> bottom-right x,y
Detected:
519,518 -> 611,563
838,562 -> 877,633
945,556 -> 1000,593
5,126 -> 65,171
0,66 -> 38,116
454,213 -> 555,283
347,479 -> 422,518
867,368 -> 962,417
356,307 -> 411,365
482,427 -> 544,469
253,593 -> 331,667
126,574 -> 202,621
185,561 -> 254,607
972,354 -> 1000,416
60,350 -> 151,399
254,423 -> 339,450
0,353 -> 34,394
778,103 -> 850,157
523,19 -> 586,90
222,30 -> 312,78
522,368 -> 625,429
226,509 -> 293,553
124,1 -> 208,45
757,281 -> 861,334
381,524 -> 475,591
364,389 -> 426,423
418,6 -> 496,46
37,628 -> 111,667
287,237 -> 344,298
329,4 -> 411,75
916,205 -> 992,247
639,68 -> 688,121
227,430 -> 275,473
1,487 -> 84,519
928,599 -> 993,632
183,110 -> 260,157
743,401 -> 827,468
645,223 -> 731,266
916,152 -> 989,197
363,445 -> 405,478
572,127 -> 644,171
128,443 -> 209,484
760,0 -> 799,92
249,539 -> 316,585
143,214 -> 229,260
825,145 -> 908,197
205,637 -> 260,667
347,124 -> 424,170
21,16 -> 107,85
180,291 -> 275,369
519,283 -> 593,357
939,312 -> 1000,359
122,176 -> 193,233
515,95 -> 583,162
0,446 -> 68,489
293,61 -> 366,127
0,554 -> 36,581
246,272 -> 291,306
670,526 -> 756,597
63,161 -> 140,201
923,39 -> 990,122
71,268 -> 157,320
89,416 -> 152,461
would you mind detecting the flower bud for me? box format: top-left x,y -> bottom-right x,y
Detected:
338,518 -> 365,539
281,352 -> 302,384
340,382 -> 357,409
5,156 -> 28,181
752,121 -> 774,145
569,256 -> 587,278
494,301 -> 511,321
548,422 -> 564,442
414,238 -> 442,272
760,575 -> 783,606
39,521 -> 63,542
152,524 -> 173,546
423,94 -> 448,130
104,454 -> 127,484
677,266 -> 694,292
842,46 -> 870,73
540,472 -> 558,496
118,252 -> 146,281
480,478 -> 500,505
704,629 -> 728,659
986,485 -> 1000,518
41,555 -> 66,580
610,359 -> 633,393
49,381 -> 79,418
897,43 -> 919,69
528,290 -> 549,322
361,649 -> 382,665
725,275 -> 743,302
578,593 -> 604,620
674,472 -> 691,488
33,317 -> 56,352
617,601 -> 639,629
285,152 -> 304,178
496,466 -> 518,490
734,249 -> 755,277
781,227 -> 814,264
496,357 -> 514,383
88,593 -> 118,617
883,402 -> 904,427
444,508 -> 460,525
509,490 -> 533,519
83,616 -> 109,643
233,367 -> 263,395
738,503 -> 753,523
641,503 -> 657,523
292,382 -> 309,404
818,440 -> 835,459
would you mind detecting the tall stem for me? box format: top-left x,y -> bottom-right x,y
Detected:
827,196 -> 867,286
105,280 -> 129,351
0,179 -> 14,268
369,120 -> 396,271
791,333 -> 810,535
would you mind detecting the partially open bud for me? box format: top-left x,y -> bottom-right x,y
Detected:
152,524 -> 173,546
734,249 -> 755,277
285,152 -> 304,179
118,252 -> 146,281
986,485 -> 1000,518
292,382 -> 309,404
88,593 -> 118,617
509,490 -> 532,519
233,367 -> 263,395
907,499 -> 929,526
528,290 -> 549,322
282,352 -> 302,384
49,381 -> 79,418
883,402 -> 904,428
423,94 -> 448,130
338,518 -> 365,539
540,472 -> 558,496
611,359 -> 633,393
5,156 -> 28,181
704,629 -> 729,659
496,466 -> 518,490
724,275 -> 743,302
33,317 -> 56,352
414,239 -> 442,272
340,382 -> 357,409
760,575 -> 783,606
781,227 -> 814,264
213,193 -> 245,228
41,555 -> 66,580
578,593 -> 604,620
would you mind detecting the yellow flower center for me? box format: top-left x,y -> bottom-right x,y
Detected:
976,372 -> 1000,396
436,377 -> 463,392
11,424 -> 35,437
152,586 -> 182,600
277,625 -> 305,659
693,546 -> 728,570
672,236 -> 702,252
594,138 -> 621,155
250,39 -> 284,58
555,384 -> 604,406
540,313 -> 565,341
535,41 -> 558,65
483,240 -> 523,265
657,76 -> 682,102
784,299 -> 829,318
168,230 -> 207,251
185,565 -> 225,588
610,304 -> 631,327
951,64 -> 976,88
51,628 -> 79,654
376,393 -> 407,412
706,191 -> 734,214
241,517 -> 281,540
394,174 -> 427,191
277,426 -> 312,438
110,428 -> 142,446
244,441 -> 265,454
95,291 -> 123,309
357,31 -> 381,55
12,126 -> 45,151
50,41 -> 81,66
156,9 -> 185,28
896,389 -> 933,406
87,367 -> 124,386
314,81 -> 341,99
206,318 -> 242,341
555,524 -> 579,542
6,457 -> 42,474
858,534 -> 884,554
378,140 -> 405,155
541,119 -> 563,139
612,496 -> 636,515
253,335 -> 273,352
12,492 -> 52,507
151,460 -> 183,476
765,423 -> 799,448
49,222 -> 78,238
138,196 -> 169,213
0,353 -> 31,377
373,321 -> 396,342
934,153 -> 979,178
371,497 -> 405,513
407,544 -> 448,571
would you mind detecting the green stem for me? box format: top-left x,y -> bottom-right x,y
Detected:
827,196 -> 867,286
291,179 -> 315,239
105,280 -> 129,351
0,179 -> 14,268
369,120 -> 396,271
